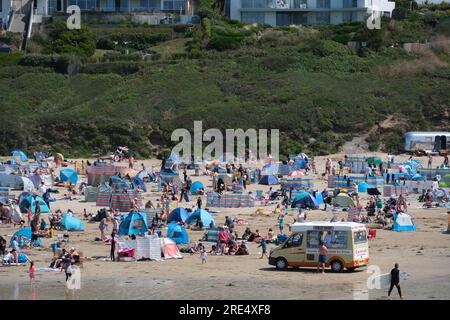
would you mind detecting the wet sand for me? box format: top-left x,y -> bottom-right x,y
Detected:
1,153 -> 449,300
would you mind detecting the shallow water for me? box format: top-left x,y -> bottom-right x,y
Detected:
1,275 -> 448,300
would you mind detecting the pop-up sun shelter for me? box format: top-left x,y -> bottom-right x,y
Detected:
132,176 -> 147,192
167,222 -> 189,244
259,175 -> 279,185
333,193 -> 356,208
167,207 -> 190,223
10,227 -> 41,247
60,214 -> 85,231
190,181 -> 204,194
185,209 -> 214,227
19,195 -> 50,213
291,191 -> 319,209
11,150 -> 28,162
393,212 -> 416,232
60,168 -> 78,184
118,211 -> 148,236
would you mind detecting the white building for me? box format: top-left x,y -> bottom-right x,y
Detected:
228,0 -> 395,26
0,0 -> 11,28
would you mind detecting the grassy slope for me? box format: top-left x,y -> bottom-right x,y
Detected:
0,22 -> 449,158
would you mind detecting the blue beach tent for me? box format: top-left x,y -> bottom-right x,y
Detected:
167,222 -> 189,244
167,207 -> 190,223
118,211 -> 148,236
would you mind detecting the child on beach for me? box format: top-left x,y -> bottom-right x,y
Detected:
258,238 -> 269,259
29,261 -> 36,283
200,249 -> 207,264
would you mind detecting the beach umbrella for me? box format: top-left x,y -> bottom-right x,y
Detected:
11,150 -> 27,162
366,157 -> 382,166
60,168 -> 78,184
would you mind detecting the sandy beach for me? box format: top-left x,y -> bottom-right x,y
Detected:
1,153 -> 449,300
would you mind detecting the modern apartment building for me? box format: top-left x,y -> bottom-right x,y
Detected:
227,0 -> 395,26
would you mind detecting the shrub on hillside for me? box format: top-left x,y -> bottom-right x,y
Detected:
80,61 -> 140,75
19,54 -> 80,73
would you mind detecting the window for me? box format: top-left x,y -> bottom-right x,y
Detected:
343,0 -> 357,8
242,12 -> 265,24
307,230 -> 321,249
316,12 -> 330,24
276,12 -> 291,26
293,0 -> 307,8
354,230 -> 367,243
292,13 -> 308,24
285,233 -> 303,248
343,11 -> 353,22
316,0 -> 330,8
330,231 -> 348,249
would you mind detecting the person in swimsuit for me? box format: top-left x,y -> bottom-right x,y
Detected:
317,242 -> 328,274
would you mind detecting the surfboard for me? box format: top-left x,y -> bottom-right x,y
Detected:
368,272 -> 410,289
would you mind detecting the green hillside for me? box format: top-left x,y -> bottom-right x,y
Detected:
0,1 -> 449,158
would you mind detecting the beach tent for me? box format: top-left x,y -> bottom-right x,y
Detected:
21,177 -> 35,192
60,168 -> 78,184
11,150 -> 27,162
167,207 -> 190,223
218,174 -> 233,186
411,173 -> 425,181
190,181 -> 204,194
118,211 -> 148,236
10,227 -> 41,247
0,174 -> 22,189
291,192 -> 319,209
60,214 -> 85,231
167,222 -> 189,244
185,209 -> 214,227
357,182 -> 369,193
160,237 -> 182,259
132,176 -> 147,192
19,195 -> 50,213
333,193 -> 356,208
393,212 -> 416,232
259,175 -> 279,185
439,174 -> 450,188
366,157 -> 382,166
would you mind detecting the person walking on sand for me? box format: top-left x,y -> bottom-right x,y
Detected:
317,241 -> 328,273
427,155 -> 433,169
197,197 -> 202,210
258,238 -> 269,259
388,263 -> 403,299
200,248 -> 207,264
29,261 -> 36,284
110,230 -> 117,262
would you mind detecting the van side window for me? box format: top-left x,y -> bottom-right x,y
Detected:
285,233 -> 303,248
330,231 -> 348,249
354,230 -> 367,243
307,230 -> 321,249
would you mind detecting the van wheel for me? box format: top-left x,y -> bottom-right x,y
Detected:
330,260 -> 343,273
275,258 -> 288,270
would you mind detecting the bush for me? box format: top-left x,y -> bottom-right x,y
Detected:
310,40 -> 352,57
80,62 -> 140,75
96,37 -> 116,50
102,52 -> 143,62
19,54 -> 80,73
173,24 -> 190,33
0,52 -> 25,66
